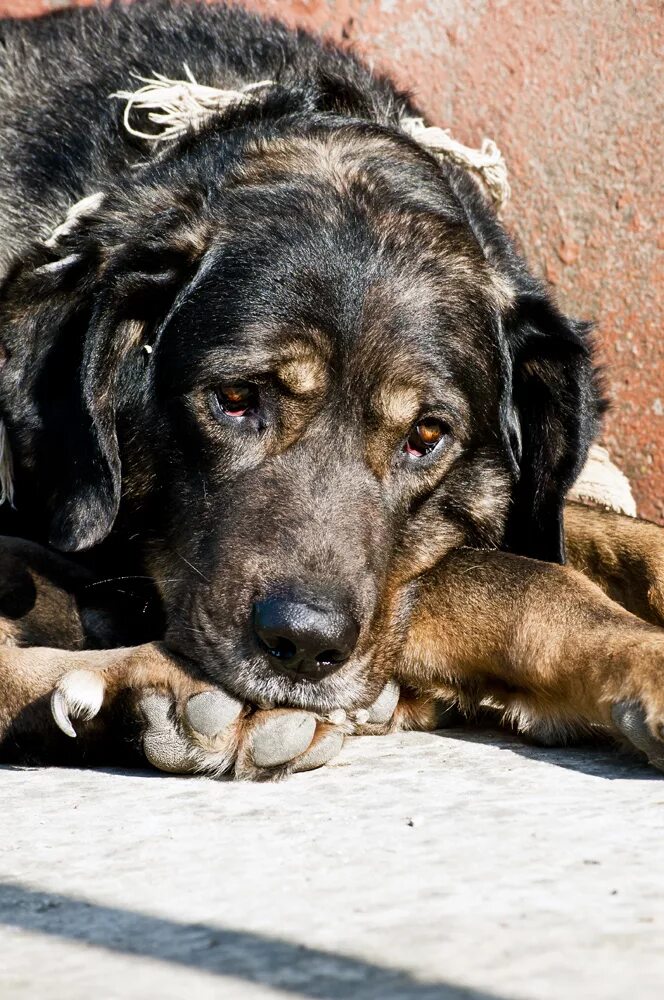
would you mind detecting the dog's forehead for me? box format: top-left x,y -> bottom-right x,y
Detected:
166,251 -> 499,422
239,235 -> 499,394
163,168 -> 508,409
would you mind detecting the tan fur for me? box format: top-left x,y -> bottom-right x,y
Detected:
391,505 -> 664,744
4,501 -> 664,772
277,353 -> 327,397
375,385 -> 421,428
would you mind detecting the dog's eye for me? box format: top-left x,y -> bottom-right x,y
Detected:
213,384 -> 257,419
403,418 -> 449,458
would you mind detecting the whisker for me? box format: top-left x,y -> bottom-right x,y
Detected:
82,575 -> 184,590
176,551 -> 211,583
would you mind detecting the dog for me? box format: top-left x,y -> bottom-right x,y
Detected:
0,0 -> 662,779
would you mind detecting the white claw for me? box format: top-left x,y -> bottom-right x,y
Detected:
353,709 -> 370,725
50,670 -> 105,738
51,689 -> 77,738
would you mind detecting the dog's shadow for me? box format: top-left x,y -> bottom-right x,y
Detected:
1,725 -> 658,784
432,724 -> 661,781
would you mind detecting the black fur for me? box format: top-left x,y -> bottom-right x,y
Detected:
0,1 -> 602,711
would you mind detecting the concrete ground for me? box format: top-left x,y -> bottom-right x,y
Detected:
1,727 -> 663,999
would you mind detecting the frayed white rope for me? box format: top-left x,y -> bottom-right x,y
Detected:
112,65 -> 274,142
111,68 -> 510,210
0,420 -> 15,507
399,117 -> 510,211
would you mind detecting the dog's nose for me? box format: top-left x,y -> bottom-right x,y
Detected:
253,595 -> 359,679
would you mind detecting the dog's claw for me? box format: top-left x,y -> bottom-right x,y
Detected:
51,669 -> 105,738
250,710 -> 317,768
51,689 -> 77,738
612,701 -> 664,771
326,708 -> 347,725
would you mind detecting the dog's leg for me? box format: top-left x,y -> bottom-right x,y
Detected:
0,641 -> 205,766
392,547 -> 664,769
1,640 -> 365,777
6,632 -> 399,777
359,503 -> 664,743
0,537 -> 398,778
564,500 -> 664,625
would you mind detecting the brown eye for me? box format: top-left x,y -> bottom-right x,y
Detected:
404,418 -> 448,458
214,384 -> 257,419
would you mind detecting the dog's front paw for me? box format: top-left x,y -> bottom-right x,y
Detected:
170,693 -> 346,780
611,701 -> 664,772
50,666 -> 346,780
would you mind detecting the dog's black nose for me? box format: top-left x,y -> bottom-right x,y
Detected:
253,595 -> 359,679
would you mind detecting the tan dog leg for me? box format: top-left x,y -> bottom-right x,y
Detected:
565,501 -> 664,625
396,547 -> 664,770
1,640 -> 402,779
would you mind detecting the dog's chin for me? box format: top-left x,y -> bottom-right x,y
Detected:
197,646 -> 381,713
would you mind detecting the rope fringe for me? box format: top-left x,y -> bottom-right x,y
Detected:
112,68 -> 510,210
112,65 -> 274,142
399,117 -> 510,211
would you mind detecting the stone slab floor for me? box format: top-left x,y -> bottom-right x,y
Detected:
1,727 -> 663,999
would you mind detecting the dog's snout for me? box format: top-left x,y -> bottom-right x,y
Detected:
253,595 -> 359,679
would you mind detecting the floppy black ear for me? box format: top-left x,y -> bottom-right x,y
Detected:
0,238 -> 199,552
43,292 -> 133,552
501,291 -> 601,564
49,246 -> 199,551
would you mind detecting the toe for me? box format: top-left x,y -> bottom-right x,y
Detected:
250,710 -> 317,768
364,680 -> 400,724
139,691 -> 174,729
292,728 -> 345,772
140,692 -> 197,774
183,690 -> 244,737
612,701 -> 664,771
51,669 -> 106,738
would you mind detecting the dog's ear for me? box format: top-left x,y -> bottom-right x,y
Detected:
0,220 -> 205,552
501,289 -> 600,564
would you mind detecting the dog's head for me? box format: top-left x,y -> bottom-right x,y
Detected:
0,113 -> 600,710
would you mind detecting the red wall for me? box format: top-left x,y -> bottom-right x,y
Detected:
4,0 -> 664,518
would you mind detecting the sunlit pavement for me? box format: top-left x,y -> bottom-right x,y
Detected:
1,728 -> 662,999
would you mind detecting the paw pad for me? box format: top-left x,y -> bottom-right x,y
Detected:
292,729 -> 345,772
184,690 -> 243,736
250,711 -> 317,768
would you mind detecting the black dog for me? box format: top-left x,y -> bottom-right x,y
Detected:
5,1 -> 659,779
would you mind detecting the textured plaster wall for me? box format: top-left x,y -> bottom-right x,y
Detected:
2,0 -> 663,518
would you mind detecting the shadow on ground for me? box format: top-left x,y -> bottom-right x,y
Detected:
434,726 -> 660,781
0,880 -> 501,1000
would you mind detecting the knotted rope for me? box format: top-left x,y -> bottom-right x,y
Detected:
112,67 -> 510,211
